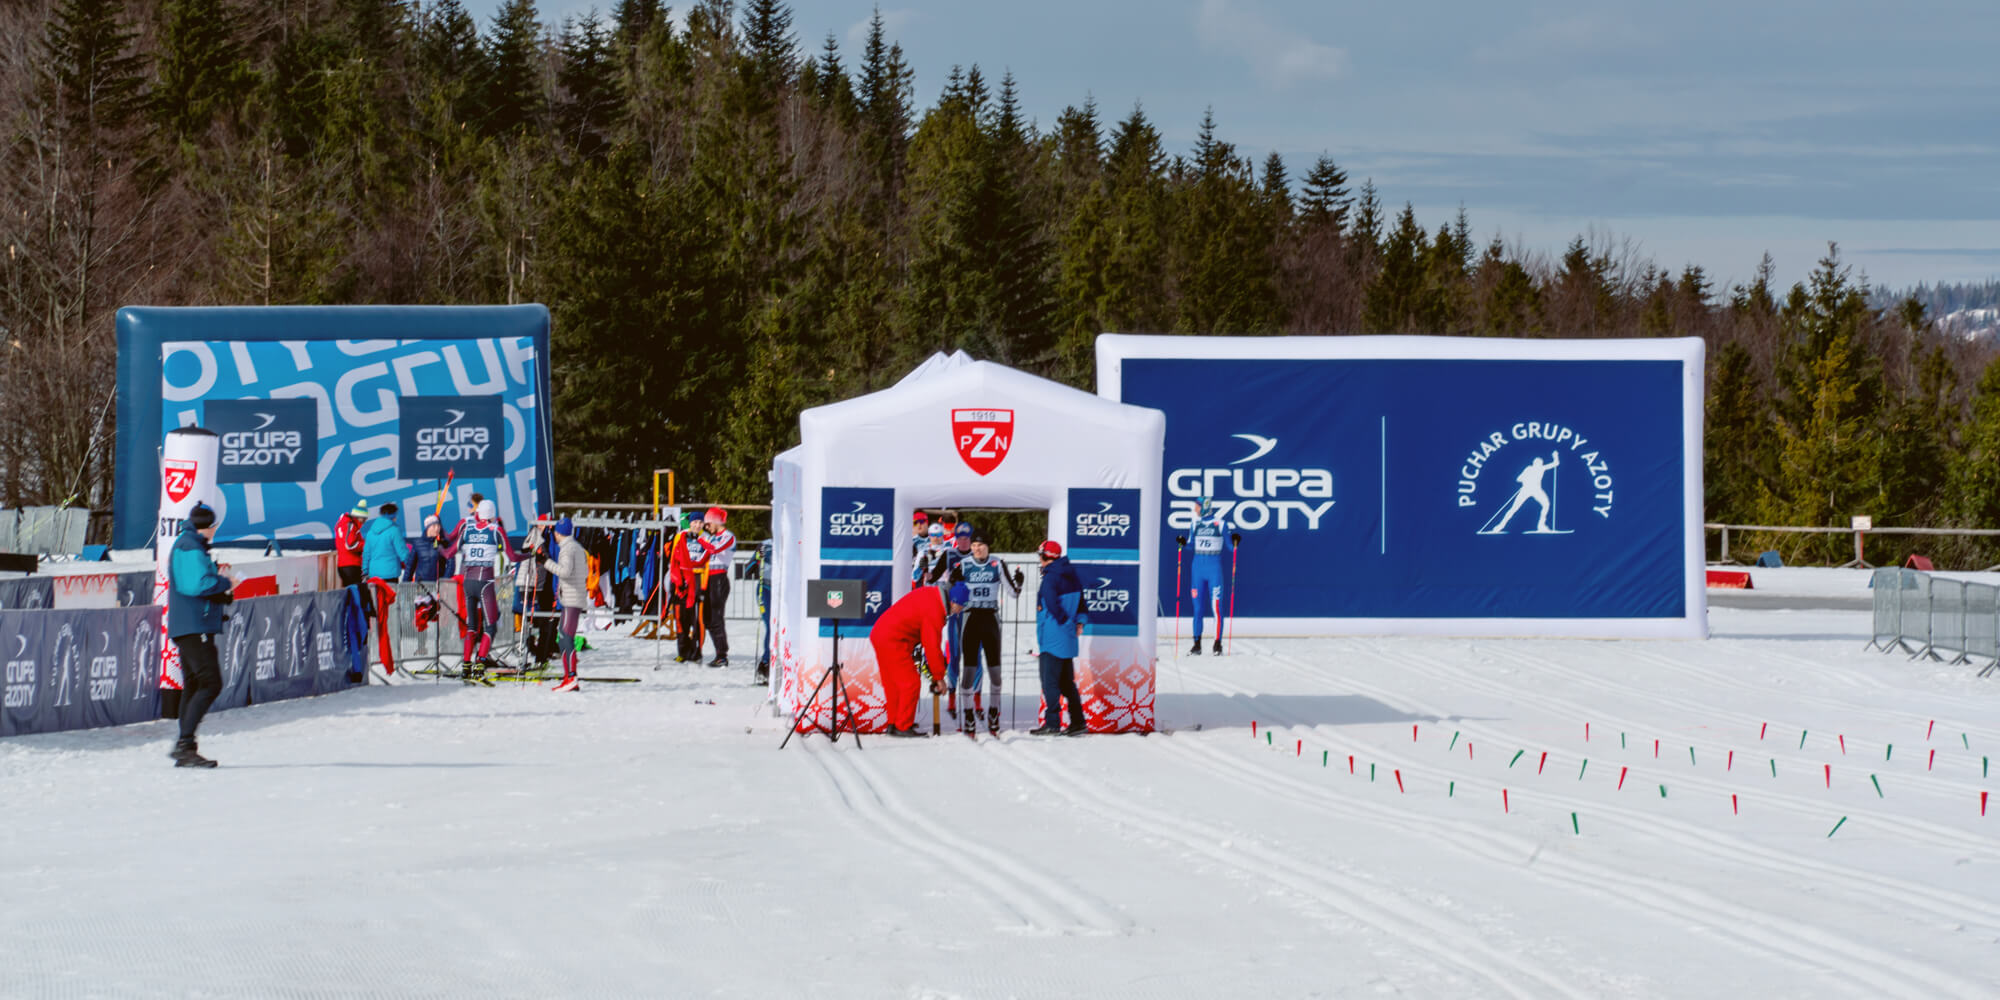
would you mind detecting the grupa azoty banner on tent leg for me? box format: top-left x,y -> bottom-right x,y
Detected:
1096,335 -> 1707,639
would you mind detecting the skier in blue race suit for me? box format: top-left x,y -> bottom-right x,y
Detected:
1177,497 -> 1239,656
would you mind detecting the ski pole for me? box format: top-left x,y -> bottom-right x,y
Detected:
1173,542 -> 1183,657
1226,540 -> 1240,655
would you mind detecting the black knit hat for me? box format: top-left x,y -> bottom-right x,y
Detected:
188,502 -> 216,530
380,501 -> 398,516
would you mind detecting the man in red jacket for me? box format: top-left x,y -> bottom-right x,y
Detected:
869,582 -> 967,737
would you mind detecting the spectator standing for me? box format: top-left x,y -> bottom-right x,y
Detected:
334,502 -> 367,587
167,502 -> 233,767
697,507 -> 738,667
1032,540 -> 1088,736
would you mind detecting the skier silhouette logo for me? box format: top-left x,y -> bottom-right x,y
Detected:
1478,451 -> 1574,536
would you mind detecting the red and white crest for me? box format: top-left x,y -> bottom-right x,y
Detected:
951,409 -> 1014,477
163,459 -> 197,505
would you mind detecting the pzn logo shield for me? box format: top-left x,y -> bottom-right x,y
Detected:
163,459 -> 197,504
952,409 -> 1014,477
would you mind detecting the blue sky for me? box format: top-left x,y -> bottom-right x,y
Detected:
478,0 -> 2000,294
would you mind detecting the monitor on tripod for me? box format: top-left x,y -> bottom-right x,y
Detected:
780,579 -> 866,749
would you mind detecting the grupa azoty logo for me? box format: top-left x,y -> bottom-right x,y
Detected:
1456,421 -> 1615,536
1075,499 -> 1133,539
1083,576 -> 1133,617
826,498 -> 885,538
1167,433 -> 1334,531
5,631 -> 37,709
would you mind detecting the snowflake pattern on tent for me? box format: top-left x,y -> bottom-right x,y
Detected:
1036,654 -> 1155,733
790,660 -> 889,734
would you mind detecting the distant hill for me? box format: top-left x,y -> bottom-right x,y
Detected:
1878,280 -> 2000,339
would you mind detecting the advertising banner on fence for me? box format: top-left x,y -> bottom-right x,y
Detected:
1098,335 -> 1705,638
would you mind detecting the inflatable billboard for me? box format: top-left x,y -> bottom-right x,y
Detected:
113,306 -> 552,549
1096,335 -> 1705,638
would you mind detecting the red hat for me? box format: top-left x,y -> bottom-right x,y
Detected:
1037,540 -> 1062,558
704,506 -> 727,523
912,510 -> 928,523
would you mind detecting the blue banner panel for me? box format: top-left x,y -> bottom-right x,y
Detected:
1121,358 -> 1685,620
113,306 -> 552,549
117,572 -> 155,607
1067,488 -> 1142,563
311,592 -> 358,695
815,564 -> 896,638
1076,563 -> 1141,636
207,397 -> 318,483
0,576 -> 54,611
215,602 -> 257,711
819,487 -> 896,563
399,394 -> 504,479
83,607 -> 163,728
251,594 -> 321,704
2,612 -> 47,736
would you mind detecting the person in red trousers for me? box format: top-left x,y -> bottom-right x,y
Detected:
869,581 -> 968,737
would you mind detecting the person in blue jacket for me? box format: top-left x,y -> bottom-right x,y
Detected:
167,502 -> 233,767
1032,539 -> 1088,736
362,502 -> 410,582
1176,496 -> 1239,656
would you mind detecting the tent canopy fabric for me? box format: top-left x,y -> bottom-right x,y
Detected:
767,352 -> 1163,733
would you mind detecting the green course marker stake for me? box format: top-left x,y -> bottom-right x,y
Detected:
1370,763 -> 1376,782
1870,774 -> 1883,798
1322,750 -> 1328,767
1827,816 -> 1847,838
1448,731 -> 1460,751
1963,733 -> 1970,749
1571,812 -> 1579,835
1799,729 -> 1808,749
1689,746 -> 1697,766
1886,743 -> 1893,761
1659,784 -> 1668,798
1770,758 -> 1777,777
1266,731 -> 1272,745
1448,781 -> 1455,797
1509,750 -> 1525,768
1620,732 -> 1626,749
1983,756 -> 1989,778
1578,758 -> 1589,780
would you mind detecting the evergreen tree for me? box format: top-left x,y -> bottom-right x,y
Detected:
807,32 -> 855,117
417,0 -> 486,127
1297,154 -> 1349,234
1704,339 -> 1770,525
1947,357 -> 2000,564
480,0 -> 547,136
1362,204 -> 1427,332
44,0 -> 147,143
557,10 -> 620,153
741,0 -> 797,95
152,0 -> 255,144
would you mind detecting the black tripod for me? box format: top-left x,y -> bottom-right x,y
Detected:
780,617 -> 860,749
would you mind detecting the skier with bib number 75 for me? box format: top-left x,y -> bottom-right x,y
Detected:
1176,497 -> 1240,656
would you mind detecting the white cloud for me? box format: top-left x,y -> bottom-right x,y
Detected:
845,8 -> 924,52
1195,0 -> 1346,90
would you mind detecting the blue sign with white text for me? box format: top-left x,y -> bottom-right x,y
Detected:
399,394 -> 504,479
207,397 -> 318,483
1068,487 -> 1141,563
820,487 -> 896,563
1121,358 -> 1685,619
1076,562 -> 1141,636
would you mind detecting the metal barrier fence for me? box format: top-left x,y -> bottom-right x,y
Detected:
1868,568 -> 2000,676
0,507 -> 91,555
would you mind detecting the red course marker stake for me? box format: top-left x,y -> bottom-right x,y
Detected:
1654,739 -> 1660,759
1824,764 -> 1831,788
1251,721 -> 1257,739
1982,791 -> 1988,817
1468,742 -> 1474,760
1503,789 -> 1510,813
1727,750 -> 1734,771
1538,751 -> 1548,775
1412,724 -> 1418,742
1839,734 -> 1846,755
1760,722 -> 1767,740
1617,766 -> 1628,790
1731,793 -> 1739,815
1928,719 -> 1935,740
1929,749 -> 1936,772
1348,755 -> 1355,775
1585,722 -> 1591,742
1296,739 -> 1302,757
1394,769 -> 1405,793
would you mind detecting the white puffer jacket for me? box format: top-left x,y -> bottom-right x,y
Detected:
544,540 -> 589,609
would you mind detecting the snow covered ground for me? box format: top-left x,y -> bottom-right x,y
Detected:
3,603 -> 1996,998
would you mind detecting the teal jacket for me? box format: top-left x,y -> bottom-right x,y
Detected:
168,527 -> 231,637
362,516 -> 409,581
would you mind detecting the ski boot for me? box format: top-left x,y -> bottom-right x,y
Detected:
987,706 -> 1001,735
552,674 -> 580,693
1211,638 -> 1223,656
1063,720 -> 1088,737
171,739 -> 217,768
962,707 -> 979,738
1029,723 -> 1062,736
709,655 -> 729,668
1189,638 -> 1203,656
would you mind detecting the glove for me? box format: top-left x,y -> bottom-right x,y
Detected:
1230,532 -> 1242,545
1012,569 -> 1025,587
211,590 -> 235,604
929,681 -> 945,696
1175,535 -> 1186,546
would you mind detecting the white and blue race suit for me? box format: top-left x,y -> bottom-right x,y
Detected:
955,554 -> 1020,699
1188,512 -> 1231,640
